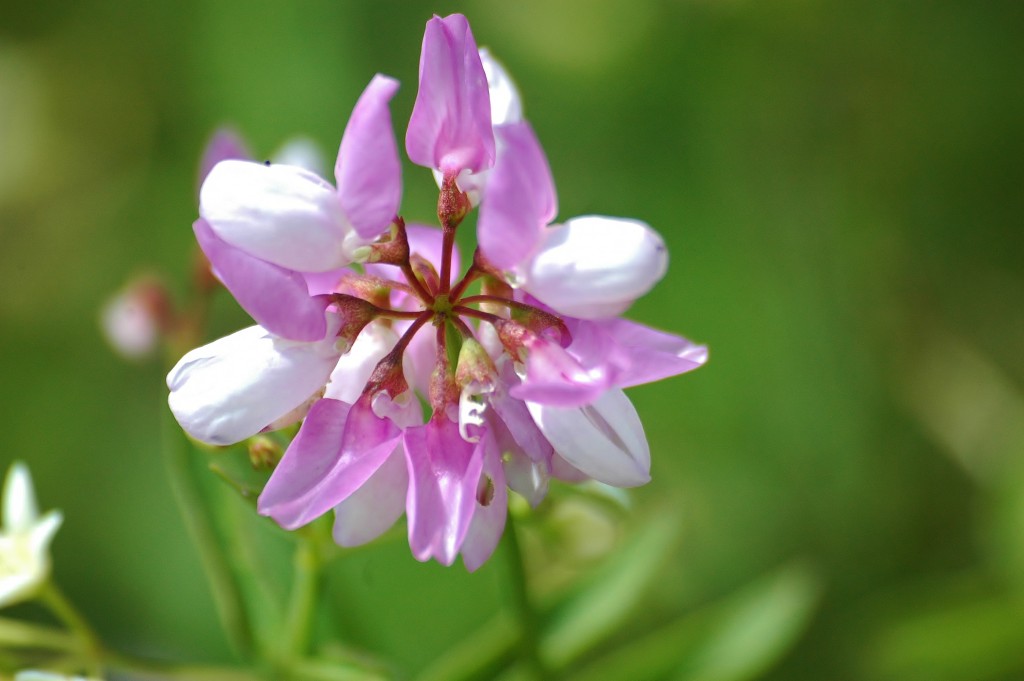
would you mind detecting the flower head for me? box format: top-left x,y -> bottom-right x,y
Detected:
0,462 -> 62,608
168,14 -> 706,570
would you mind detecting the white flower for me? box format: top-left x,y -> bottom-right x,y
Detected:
15,671 -> 103,681
0,463 -> 63,608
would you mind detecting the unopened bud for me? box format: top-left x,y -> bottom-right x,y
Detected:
362,346 -> 411,402
438,174 -> 471,229
455,338 -> 498,391
248,436 -> 283,469
100,275 -> 174,360
511,305 -> 571,348
330,294 -> 381,352
410,254 -> 440,294
363,220 -> 410,265
491,318 -> 532,361
350,245 -> 373,263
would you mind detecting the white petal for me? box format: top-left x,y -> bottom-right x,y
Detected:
3,462 -> 38,532
271,136 -> 327,176
458,388 -> 490,443
200,160 -> 352,272
516,216 -> 668,319
527,389 -> 651,487
503,454 -> 549,507
167,325 -> 340,446
480,48 -> 523,126
27,510 -> 63,556
323,322 -> 398,404
332,446 -> 408,547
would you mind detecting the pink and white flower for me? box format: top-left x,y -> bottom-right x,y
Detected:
167,13 -> 706,570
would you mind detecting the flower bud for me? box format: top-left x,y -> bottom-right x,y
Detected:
248,436 -> 283,469
100,275 -> 174,360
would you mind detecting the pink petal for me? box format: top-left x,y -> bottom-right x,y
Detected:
258,398 -> 350,524
258,396 -> 402,529
572,318 -> 708,389
550,453 -> 589,483
198,128 -> 251,186
405,418 -> 484,565
477,122 -> 557,269
406,14 -> 494,175
486,409 -> 550,507
332,445 -> 408,547
490,361 -> 555,464
399,316 -> 437,397
509,335 -> 611,408
335,75 -> 402,240
302,268 -> 352,296
194,219 -> 329,342
201,160 -> 352,272
460,433 -> 507,572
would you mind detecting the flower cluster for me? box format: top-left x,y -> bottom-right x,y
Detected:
167,14 -> 706,570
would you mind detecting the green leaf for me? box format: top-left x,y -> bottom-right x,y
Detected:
291,657 -> 390,681
862,577 -> 1024,681
415,613 -> 519,681
565,562 -> 821,681
672,562 -> 821,681
541,512 -> 679,670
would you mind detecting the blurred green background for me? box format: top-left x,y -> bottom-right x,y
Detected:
1,0 -> 1022,679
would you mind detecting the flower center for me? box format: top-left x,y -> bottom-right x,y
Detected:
343,179 -> 571,418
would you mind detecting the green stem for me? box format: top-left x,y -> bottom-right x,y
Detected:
283,534 -> 322,663
105,650 -> 266,681
163,414 -> 254,659
38,581 -> 102,667
502,519 -> 549,681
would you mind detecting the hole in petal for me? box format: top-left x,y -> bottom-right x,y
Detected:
477,474 -> 495,507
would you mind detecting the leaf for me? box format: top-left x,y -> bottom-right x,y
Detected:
565,561 -> 821,681
291,657 -> 390,681
862,577 -> 1024,681
541,512 -> 679,670
415,613 -> 519,681
673,562 -> 821,681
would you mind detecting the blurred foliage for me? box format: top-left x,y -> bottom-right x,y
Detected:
1,0 -> 1022,679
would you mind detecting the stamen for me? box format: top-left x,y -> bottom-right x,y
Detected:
359,311 -> 432,400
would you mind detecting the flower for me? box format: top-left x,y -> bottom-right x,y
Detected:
168,13 -> 706,570
0,462 -> 62,608
15,671 -> 103,681
99,275 -> 172,360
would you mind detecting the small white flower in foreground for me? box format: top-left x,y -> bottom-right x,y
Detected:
15,671 -> 103,681
0,462 -> 63,608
